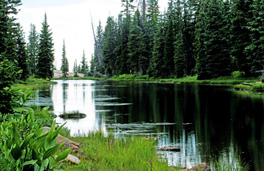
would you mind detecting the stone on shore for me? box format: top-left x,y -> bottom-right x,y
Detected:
65,154 -> 81,164
181,163 -> 210,171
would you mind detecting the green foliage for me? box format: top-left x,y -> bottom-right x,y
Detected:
0,59 -> 20,114
16,25 -> 30,80
27,24 -> 39,76
109,74 -> 136,81
60,40 -> 69,78
0,91 -> 70,171
37,13 -> 54,79
61,131 -> 173,171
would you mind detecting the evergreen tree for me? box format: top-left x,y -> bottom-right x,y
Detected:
195,0 -> 231,79
0,0 -> 22,114
174,32 -> 185,78
163,17 -> 175,77
60,40 -> 69,77
182,0 -> 197,75
73,59 -> 78,77
245,0 -> 264,75
148,19 -> 166,77
37,13 -> 54,79
128,9 -> 148,75
16,25 -> 29,80
119,14 -> 132,74
94,21 -> 104,74
27,24 -> 39,75
102,16 -> 117,77
144,0 -> 159,75
80,50 -> 88,75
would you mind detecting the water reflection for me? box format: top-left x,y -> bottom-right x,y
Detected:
28,80 -> 264,170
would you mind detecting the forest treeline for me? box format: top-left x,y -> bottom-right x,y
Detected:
0,0 -> 55,113
90,0 -> 264,79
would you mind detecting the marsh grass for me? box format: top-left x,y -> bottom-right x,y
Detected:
54,76 -> 105,80
235,83 -> 264,92
60,131 -> 178,171
12,77 -> 56,90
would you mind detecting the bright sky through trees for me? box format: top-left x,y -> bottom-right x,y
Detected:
18,0 -> 168,71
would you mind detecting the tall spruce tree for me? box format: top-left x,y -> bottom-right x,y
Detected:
27,24 -> 39,75
245,0 -> 264,76
37,13 -> 54,79
0,0 -> 22,114
149,18 -> 166,77
195,0 -> 231,79
60,40 -> 69,77
102,16 -> 117,77
16,25 -> 29,80
80,50 -> 88,75
128,9 -> 148,75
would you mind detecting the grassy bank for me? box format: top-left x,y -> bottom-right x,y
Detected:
108,74 -> 258,84
234,83 -> 264,92
58,130 -> 249,171
12,77 -> 57,90
53,76 -> 105,81
60,131 -> 176,171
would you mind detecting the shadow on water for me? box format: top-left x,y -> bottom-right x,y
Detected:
28,80 -> 264,170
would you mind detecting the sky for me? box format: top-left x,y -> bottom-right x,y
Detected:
17,0 -> 168,71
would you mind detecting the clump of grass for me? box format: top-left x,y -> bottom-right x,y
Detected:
235,83 -> 264,92
59,111 -> 86,119
54,76 -> 105,80
61,131 -> 177,171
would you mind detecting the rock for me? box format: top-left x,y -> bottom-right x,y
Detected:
159,147 -> 180,152
42,127 -> 80,152
56,134 -> 80,152
181,163 -> 210,171
65,154 -> 81,164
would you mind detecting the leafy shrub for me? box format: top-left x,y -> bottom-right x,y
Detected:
0,90 -> 71,170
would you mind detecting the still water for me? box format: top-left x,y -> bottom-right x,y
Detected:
29,80 -> 264,170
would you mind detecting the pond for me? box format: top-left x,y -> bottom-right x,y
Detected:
28,80 -> 264,170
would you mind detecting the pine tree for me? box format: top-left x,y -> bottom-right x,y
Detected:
73,59 -> 78,77
128,9 -> 148,75
94,21 -> 104,74
245,0 -> 264,75
102,16 -> 117,77
37,13 -> 54,79
182,0 -> 197,75
16,25 -> 29,80
0,0 -> 22,114
80,50 -> 87,75
195,0 -> 231,79
27,24 -> 39,75
60,40 -> 69,77
148,19 -> 166,77
163,16 -> 175,77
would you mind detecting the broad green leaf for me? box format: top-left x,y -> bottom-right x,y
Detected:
55,149 -> 72,162
22,160 -> 37,166
43,143 -> 65,160
40,159 -> 49,171
20,133 -> 34,149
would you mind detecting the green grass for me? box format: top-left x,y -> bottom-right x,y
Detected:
57,130 -> 250,171
107,73 -> 258,85
59,131 -> 178,171
234,83 -> 264,92
53,76 -> 105,80
12,77 -> 56,91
